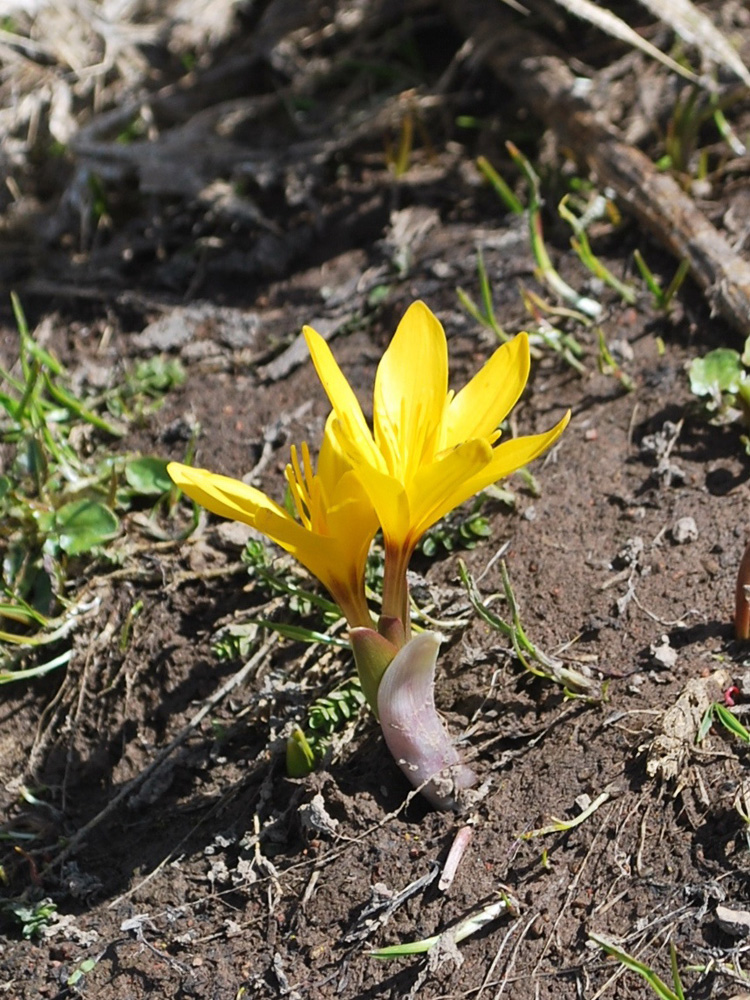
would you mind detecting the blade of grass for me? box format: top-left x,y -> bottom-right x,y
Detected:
547,0 -> 700,84
476,155 -> 524,214
11,292 -> 66,376
521,790 -> 610,839
44,375 -> 126,437
591,935 -> 682,1000
254,621 -> 350,647
506,142 -> 602,318
0,648 -> 72,684
370,894 -> 518,959
558,194 -> 637,304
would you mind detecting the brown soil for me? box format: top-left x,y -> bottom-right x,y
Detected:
2,3 -> 750,998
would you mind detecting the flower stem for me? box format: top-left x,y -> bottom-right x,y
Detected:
381,541 -> 413,642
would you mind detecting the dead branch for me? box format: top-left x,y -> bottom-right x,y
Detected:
444,0 -> 750,338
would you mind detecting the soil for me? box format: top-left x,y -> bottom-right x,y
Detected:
2,2 -> 750,998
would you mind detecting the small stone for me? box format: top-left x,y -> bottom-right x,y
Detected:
716,904 -> 750,938
650,634 -> 678,669
672,517 -> 698,544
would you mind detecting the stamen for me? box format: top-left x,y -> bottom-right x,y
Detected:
290,444 -> 305,498
309,475 -> 324,533
287,445 -> 312,528
284,465 -> 310,527
301,441 -> 314,492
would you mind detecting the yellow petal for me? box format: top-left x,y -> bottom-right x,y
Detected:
167,463 -> 284,526
303,326 -> 383,470
409,438 -> 493,540
255,506 -> 373,626
373,301 -> 448,477
443,332 -> 530,448
326,473 -> 377,534
458,411 -> 571,502
316,412 -> 354,503
254,507 -> 336,579
347,463 -> 412,547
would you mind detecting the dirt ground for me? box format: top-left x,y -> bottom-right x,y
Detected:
3,1 -> 750,998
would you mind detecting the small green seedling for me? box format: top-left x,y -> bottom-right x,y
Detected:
688,340 -> 750,448
66,957 -> 98,989
0,896 -> 57,939
459,559 -> 601,700
420,496 -> 491,557
506,142 -> 602,319
697,702 -> 750,745
370,892 -> 519,959
287,676 -> 368,776
633,251 -> 690,312
521,789 -> 611,839
591,936 -> 686,1000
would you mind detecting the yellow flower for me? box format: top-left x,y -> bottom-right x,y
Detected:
304,300 -> 570,625
167,417 -> 377,628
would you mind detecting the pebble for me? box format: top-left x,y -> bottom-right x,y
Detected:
671,516 -> 698,544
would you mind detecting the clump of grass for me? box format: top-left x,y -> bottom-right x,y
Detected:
0,294 -> 182,679
466,145 -> 646,386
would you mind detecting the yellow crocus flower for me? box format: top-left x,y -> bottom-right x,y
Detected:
167,417 -> 377,628
304,300 -> 570,627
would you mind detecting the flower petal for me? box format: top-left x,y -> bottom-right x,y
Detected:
316,412 -> 354,503
347,463 -> 412,547
373,301 -> 448,478
458,411 -> 571,502
303,326 -> 383,470
409,438 -> 493,540
254,505 -> 372,627
326,472 -> 377,538
167,463 -> 284,526
443,332 -> 530,448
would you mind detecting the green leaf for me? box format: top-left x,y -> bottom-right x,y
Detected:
55,500 -> 119,555
688,348 -> 743,397
124,456 -> 173,495
713,702 -> 750,743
